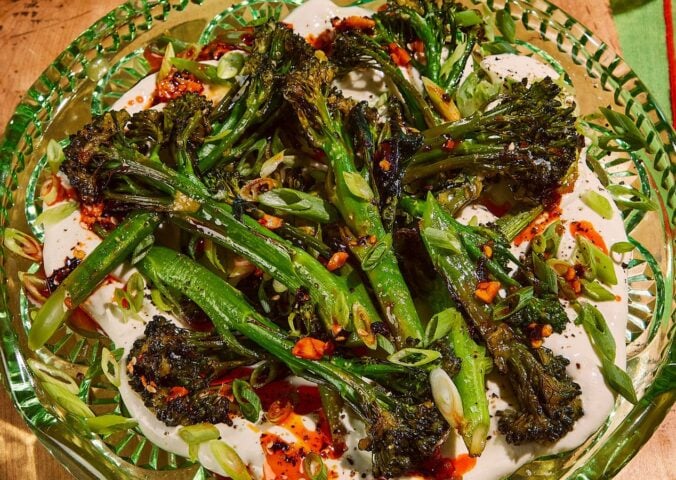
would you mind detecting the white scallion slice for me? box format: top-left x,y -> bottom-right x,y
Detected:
208,439 -> 252,480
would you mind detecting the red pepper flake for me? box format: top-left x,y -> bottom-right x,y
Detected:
326,251 -> 349,271
513,203 -> 562,246
387,42 -> 411,67
167,386 -> 189,401
291,337 -> 332,360
154,69 -> 204,104
442,138 -> 459,151
331,16 -> 376,33
475,281 -> 501,304
258,214 -> 284,230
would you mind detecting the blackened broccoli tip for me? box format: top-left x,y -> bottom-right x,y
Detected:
408,78 -> 581,201
489,325 -> 583,444
127,316 -> 251,427
506,294 -> 570,334
363,400 -> 449,477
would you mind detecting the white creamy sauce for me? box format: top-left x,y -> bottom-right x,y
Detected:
40,1 -> 630,477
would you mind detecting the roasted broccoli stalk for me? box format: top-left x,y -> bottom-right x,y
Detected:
406,78 -> 581,202
139,246 -> 450,477
127,316 -> 255,426
332,31 -> 438,129
198,21 -> 315,171
416,194 -> 583,445
374,0 -> 481,88
283,57 -> 424,346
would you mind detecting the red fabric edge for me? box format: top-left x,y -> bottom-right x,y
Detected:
665,0 -> 676,126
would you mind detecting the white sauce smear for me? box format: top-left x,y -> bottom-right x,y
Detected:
41,0 -> 630,477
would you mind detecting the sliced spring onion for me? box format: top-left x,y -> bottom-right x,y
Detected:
303,452 -> 329,480
86,414 -> 138,435
581,279 -> 616,302
454,9 -> 482,26
352,302 -> 377,349
422,77 -> 460,122
19,272 -> 49,304
495,9 -> 516,43
150,288 -> 174,312
599,354 -> 638,404
259,150 -> 288,178
179,423 -> 220,461
531,220 -> 562,256
42,381 -> 94,419
208,440 -> 252,480
575,302 -> 637,403
232,379 -> 262,423
576,235 -> 617,285
130,234 -> 155,265
101,347 -> 121,387
580,190 -> 614,220
422,227 -> 462,254
388,347 -> 441,367
46,139 -> 65,173
250,361 -> 282,388
610,241 -> 635,254
376,334 -> 395,355
493,286 -> 534,321
258,188 -> 337,223
217,51 -> 246,80
424,307 -> 462,345
27,358 -> 79,395
532,252 -> 558,294
342,171 -> 374,201
360,234 -> 391,272
3,228 -> 43,262
606,184 -> 657,211
35,201 -> 79,227
575,303 -> 616,363
430,368 -> 464,430
158,42 -> 175,84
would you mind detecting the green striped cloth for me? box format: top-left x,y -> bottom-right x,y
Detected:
612,0 -> 675,123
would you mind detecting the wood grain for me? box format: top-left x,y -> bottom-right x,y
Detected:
0,0 -> 671,479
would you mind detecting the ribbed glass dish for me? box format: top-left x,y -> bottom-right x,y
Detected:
0,0 -> 673,479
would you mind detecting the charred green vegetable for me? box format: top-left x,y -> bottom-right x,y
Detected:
406,78 -> 581,202
418,195 -> 582,444
127,317 -> 255,426
283,57 -> 424,346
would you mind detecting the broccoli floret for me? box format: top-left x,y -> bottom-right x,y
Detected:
127,317 -> 254,426
507,294 -> 570,334
488,324 -> 583,444
407,78 -> 581,202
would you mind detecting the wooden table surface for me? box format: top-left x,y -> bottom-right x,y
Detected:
0,0 -> 673,478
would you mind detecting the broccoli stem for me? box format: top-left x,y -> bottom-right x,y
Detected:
494,205 -> 544,242
320,117 -> 424,346
28,212 -> 160,350
423,278 -> 491,456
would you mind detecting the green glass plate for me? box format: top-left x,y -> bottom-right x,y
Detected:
0,0 -> 674,479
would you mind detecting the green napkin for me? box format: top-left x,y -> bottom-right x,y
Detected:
612,0 -> 675,123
